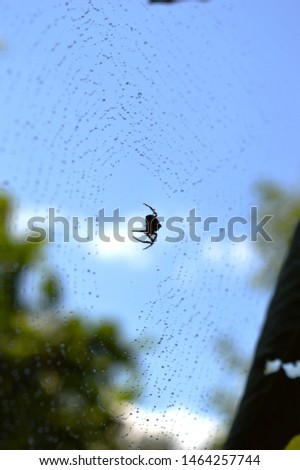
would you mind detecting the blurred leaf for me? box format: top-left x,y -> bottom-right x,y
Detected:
285,435 -> 300,450
40,274 -> 62,308
252,181 -> 300,289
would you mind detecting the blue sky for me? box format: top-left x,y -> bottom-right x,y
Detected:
1,0 -> 300,447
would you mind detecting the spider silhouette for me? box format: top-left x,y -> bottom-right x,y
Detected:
132,203 -> 161,250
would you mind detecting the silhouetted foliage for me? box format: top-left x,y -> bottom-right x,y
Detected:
225,220 -> 300,449
0,192 -> 137,449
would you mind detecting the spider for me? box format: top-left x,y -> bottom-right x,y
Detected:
132,203 -> 161,250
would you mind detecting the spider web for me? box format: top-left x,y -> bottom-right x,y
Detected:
1,0 -> 296,450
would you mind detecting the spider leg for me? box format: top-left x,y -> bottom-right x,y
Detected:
149,232 -> 157,243
143,203 -> 157,217
142,242 -> 154,250
132,233 -> 156,250
141,232 -> 157,250
132,234 -> 151,244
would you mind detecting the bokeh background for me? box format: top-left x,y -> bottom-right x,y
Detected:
1,0 -> 300,449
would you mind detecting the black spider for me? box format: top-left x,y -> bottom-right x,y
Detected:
132,203 -> 161,250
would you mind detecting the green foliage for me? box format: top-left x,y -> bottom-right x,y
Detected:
39,274 -> 62,308
0,192 -> 137,449
285,435 -> 300,450
252,181 -> 300,289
